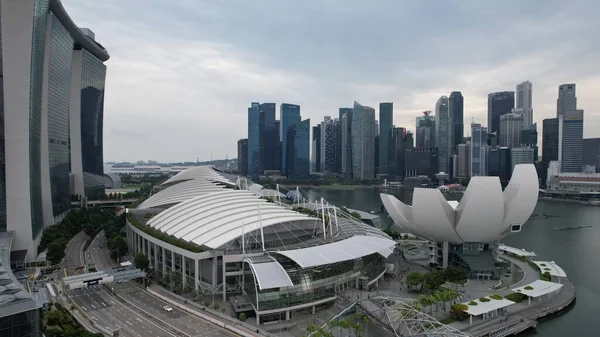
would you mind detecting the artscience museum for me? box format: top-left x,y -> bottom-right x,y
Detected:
381,164 -> 539,279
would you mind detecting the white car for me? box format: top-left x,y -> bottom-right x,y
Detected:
163,306 -> 173,312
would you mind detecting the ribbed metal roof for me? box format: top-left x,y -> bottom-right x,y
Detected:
138,178 -> 228,209
245,256 -> 293,290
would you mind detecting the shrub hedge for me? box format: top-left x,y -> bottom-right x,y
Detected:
127,213 -> 203,253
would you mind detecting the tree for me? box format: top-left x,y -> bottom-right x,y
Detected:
418,294 -> 434,315
47,239 -> 67,265
109,235 -> 128,261
134,253 -> 150,271
444,266 -> 467,284
406,271 -> 425,291
423,270 -> 447,292
451,303 -> 469,321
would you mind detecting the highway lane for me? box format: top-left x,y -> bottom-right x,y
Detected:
113,282 -> 235,337
69,285 -> 176,337
86,230 -> 115,271
62,231 -> 89,278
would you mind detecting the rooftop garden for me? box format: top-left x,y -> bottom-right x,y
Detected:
127,213 -> 204,253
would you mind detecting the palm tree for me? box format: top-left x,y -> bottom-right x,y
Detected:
352,322 -> 363,336
443,289 -> 458,311
339,318 -> 352,336
431,292 -> 444,314
419,295 -> 434,315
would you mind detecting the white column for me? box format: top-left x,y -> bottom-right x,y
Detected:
182,256 -> 187,289
195,259 -> 200,291
162,248 -> 166,275
470,315 -> 473,325
212,256 -> 218,287
222,260 -> 227,301
286,311 -> 290,320
154,243 -> 158,270
171,251 -> 175,272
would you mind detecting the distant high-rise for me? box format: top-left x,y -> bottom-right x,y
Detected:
449,91 -> 464,154
259,103 -> 278,172
237,139 -> 248,176
286,119 -> 310,179
321,117 -> 341,173
280,103 -> 301,173
470,123 -> 488,177
247,102 -> 260,177
456,143 -> 471,178
557,84 -> 577,116
404,147 -> 438,179
416,111 -> 435,148
341,110 -> 353,177
541,118 -> 560,186
488,147 -> 512,183
311,125 -> 321,172
351,101 -> 376,180
379,103 -> 393,175
499,112 -> 524,148
488,91 -> 515,135
435,96 -> 451,173
520,123 -> 538,147
511,147 -> 536,171
516,81 -> 533,126
583,138 -> 600,171
390,127 -> 413,180
559,110 -> 584,172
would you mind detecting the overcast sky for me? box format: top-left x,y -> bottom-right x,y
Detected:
63,0 -> 600,163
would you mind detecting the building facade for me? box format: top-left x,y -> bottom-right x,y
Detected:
511,147 -> 535,172
499,112 -> 524,148
435,96 -> 451,173
311,125 -> 321,173
416,111 -> 435,148
540,118 -> 559,186
389,127 -> 413,181
378,103 -> 393,175
259,103 -> 278,172
351,101 -> 375,180
286,119 -> 310,179
341,110 -> 353,178
280,103 -> 301,173
516,81 -> 533,126
449,91 -> 464,154
520,123 -> 538,147
470,123 -> 488,177
583,138 -> 600,171
557,83 -> 577,116
321,117 -> 341,174
487,91 -> 515,135
488,147 -> 512,183
456,143 -> 470,178
237,139 -> 248,176
404,147 -> 438,179
247,103 -> 260,177
559,110 -> 584,173
1,0 -> 109,258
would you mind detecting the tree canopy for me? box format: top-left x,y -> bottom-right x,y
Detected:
406,271 -> 425,291
134,252 -> 150,271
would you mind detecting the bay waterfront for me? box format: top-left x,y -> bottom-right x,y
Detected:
305,187 -> 597,336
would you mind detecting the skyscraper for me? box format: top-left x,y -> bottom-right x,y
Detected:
311,125 -> 321,172
321,117 -> 341,173
457,143 -> 471,178
499,112 -> 524,148
259,103 -> 278,172
416,111 -> 435,148
520,123 -> 538,147
583,138 -> 600,171
341,110 -> 353,177
247,103 -> 260,177
559,110 -> 584,172
378,103 -> 393,175
488,147 -> 512,183
487,91 -> 515,135
390,127 -> 413,180
237,139 -> 248,176
435,96 -> 451,173
286,119 -> 310,179
449,91 -> 464,154
1,0 -> 109,259
511,147 -> 536,171
541,118 -> 559,186
516,81 -> 533,126
404,147 -> 439,179
351,101 -> 376,180
280,103 -> 301,172
557,84 -> 577,116
470,123 -> 488,177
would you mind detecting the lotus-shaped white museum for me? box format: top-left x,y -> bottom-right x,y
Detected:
381,164 -> 539,244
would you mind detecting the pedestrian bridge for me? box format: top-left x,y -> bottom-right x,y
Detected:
357,296 -> 469,337
63,267 -> 145,289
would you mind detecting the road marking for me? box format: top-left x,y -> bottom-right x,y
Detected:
127,321 -> 133,325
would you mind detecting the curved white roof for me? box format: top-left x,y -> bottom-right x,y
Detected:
244,256 -> 294,290
162,166 -> 227,185
275,235 -> 396,268
138,178 -> 228,209
147,190 -> 318,249
381,164 -> 539,244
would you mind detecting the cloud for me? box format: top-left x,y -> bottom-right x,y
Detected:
62,0 -> 600,162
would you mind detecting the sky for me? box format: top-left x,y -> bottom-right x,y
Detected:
63,0 -> 600,163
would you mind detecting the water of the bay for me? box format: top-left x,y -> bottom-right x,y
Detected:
304,186 -> 598,336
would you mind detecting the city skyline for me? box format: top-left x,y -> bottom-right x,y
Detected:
61,0 -> 600,162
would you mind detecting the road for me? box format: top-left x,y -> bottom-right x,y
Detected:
84,231 -> 237,337
62,231 -> 89,278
